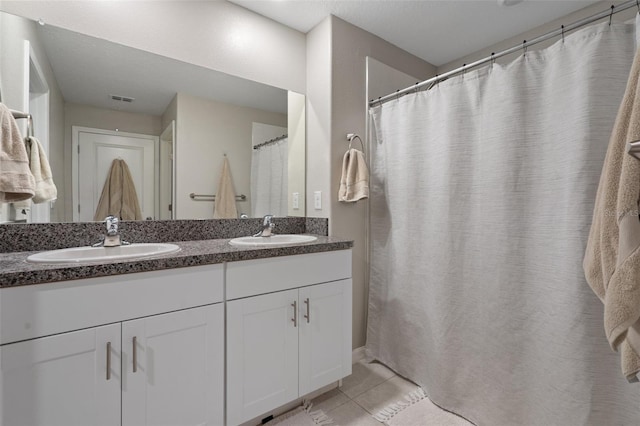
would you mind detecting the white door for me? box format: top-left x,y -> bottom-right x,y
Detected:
0,324 -> 121,426
227,289 -> 299,425
122,304 -> 224,426
74,127 -> 158,221
299,280 -> 353,395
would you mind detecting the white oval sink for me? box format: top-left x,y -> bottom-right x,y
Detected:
229,235 -> 317,247
27,243 -> 181,264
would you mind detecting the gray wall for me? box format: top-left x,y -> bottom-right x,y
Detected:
306,15 -> 437,350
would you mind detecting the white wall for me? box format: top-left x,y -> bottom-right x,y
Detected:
305,18 -> 333,217
367,57 -> 421,101
288,91 -> 306,217
174,93 -> 286,220
0,1 -> 306,93
0,11 -> 64,222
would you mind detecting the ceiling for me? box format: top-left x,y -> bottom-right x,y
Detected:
230,0 -> 601,66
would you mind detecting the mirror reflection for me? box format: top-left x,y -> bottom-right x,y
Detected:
0,11 -> 306,223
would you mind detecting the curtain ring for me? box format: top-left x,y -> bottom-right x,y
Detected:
609,5 -> 614,26
395,89 -> 400,101
462,64 -> 466,76
490,52 -> 495,68
522,40 -> 527,57
561,25 -> 565,43
414,82 -> 420,94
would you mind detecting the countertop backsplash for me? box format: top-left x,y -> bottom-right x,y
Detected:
0,217 -> 329,253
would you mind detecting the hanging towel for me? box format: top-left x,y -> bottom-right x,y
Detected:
213,156 -> 238,219
584,46 -> 640,382
338,148 -> 369,202
11,136 -> 57,213
26,136 -> 57,203
0,103 -> 34,202
93,158 -> 142,221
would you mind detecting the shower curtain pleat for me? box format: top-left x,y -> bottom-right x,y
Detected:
367,19 -> 640,425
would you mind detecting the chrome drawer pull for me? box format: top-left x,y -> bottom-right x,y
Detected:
304,298 -> 310,323
106,342 -> 111,380
292,301 -> 297,327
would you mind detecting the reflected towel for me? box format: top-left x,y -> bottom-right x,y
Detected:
26,136 -> 57,203
584,46 -> 640,381
0,103 -> 34,202
213,156 -> 238,219
94,159 -> 142,221
339,148 -> 369,202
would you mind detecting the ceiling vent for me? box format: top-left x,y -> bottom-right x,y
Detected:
110,94 -> 135,103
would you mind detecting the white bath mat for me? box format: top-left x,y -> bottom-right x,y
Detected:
374,388 -> 472,426
267,401 -> 335,426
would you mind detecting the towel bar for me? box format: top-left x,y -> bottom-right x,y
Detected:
189,193 -> 247,202
10,109 -> 34,138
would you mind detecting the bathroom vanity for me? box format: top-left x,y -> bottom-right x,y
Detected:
0,232 -> 352,426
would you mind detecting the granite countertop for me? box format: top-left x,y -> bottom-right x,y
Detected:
0,235 -> 353,288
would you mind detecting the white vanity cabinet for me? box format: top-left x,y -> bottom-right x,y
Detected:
226,250 -> 352,425
121,304 -> 223,426
0,264 -> 225,426
0,323 -> 122,426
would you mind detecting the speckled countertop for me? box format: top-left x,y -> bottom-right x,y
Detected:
0,236 -> 353,288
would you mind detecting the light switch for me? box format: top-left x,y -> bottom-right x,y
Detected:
292,192 -> 299,209
314,191 -> 322,210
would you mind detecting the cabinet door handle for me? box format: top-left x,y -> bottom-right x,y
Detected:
292,300 -> 297,327
106,342 -> 111,381
304,298 -> 310,323
132,336 -> 138,373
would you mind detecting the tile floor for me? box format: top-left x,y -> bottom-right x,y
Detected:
308,361 -> 428,425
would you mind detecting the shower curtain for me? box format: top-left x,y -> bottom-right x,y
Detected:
367,19 -> 640,425
250,138 -> 288,217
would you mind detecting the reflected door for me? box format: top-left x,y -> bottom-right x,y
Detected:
74,127 -> 158,222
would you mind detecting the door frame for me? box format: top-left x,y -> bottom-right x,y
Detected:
72,126 -> 159,222
27,42 -> 51,223
159,120 -> 176,220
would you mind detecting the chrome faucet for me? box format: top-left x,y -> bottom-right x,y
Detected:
93,215 -> 130,247
253,214 -> 275,237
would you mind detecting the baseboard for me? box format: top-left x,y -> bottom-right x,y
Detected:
352,346 -> 366,364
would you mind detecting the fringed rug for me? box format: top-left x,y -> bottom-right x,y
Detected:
374,388 -> 472,426
267,401 -> 335,426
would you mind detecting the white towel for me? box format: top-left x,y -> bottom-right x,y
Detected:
584,46 -> 640,381
0,103 -> 35,202
213,156 -> 238,219
26,136 -> 57,203
338,148 -> 369,202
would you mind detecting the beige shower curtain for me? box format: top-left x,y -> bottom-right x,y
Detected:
367,18 -> 640,425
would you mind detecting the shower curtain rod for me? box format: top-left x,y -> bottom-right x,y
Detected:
253,134 -> 288,150
370,0 -> 639,108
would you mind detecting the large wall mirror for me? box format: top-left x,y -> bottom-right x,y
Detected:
0,11 -> 305,224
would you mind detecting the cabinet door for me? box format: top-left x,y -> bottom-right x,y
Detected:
299,279 -> 353,395
227,289 -> 299,425
122,304 -> 224,426
0,324 -> 121,426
